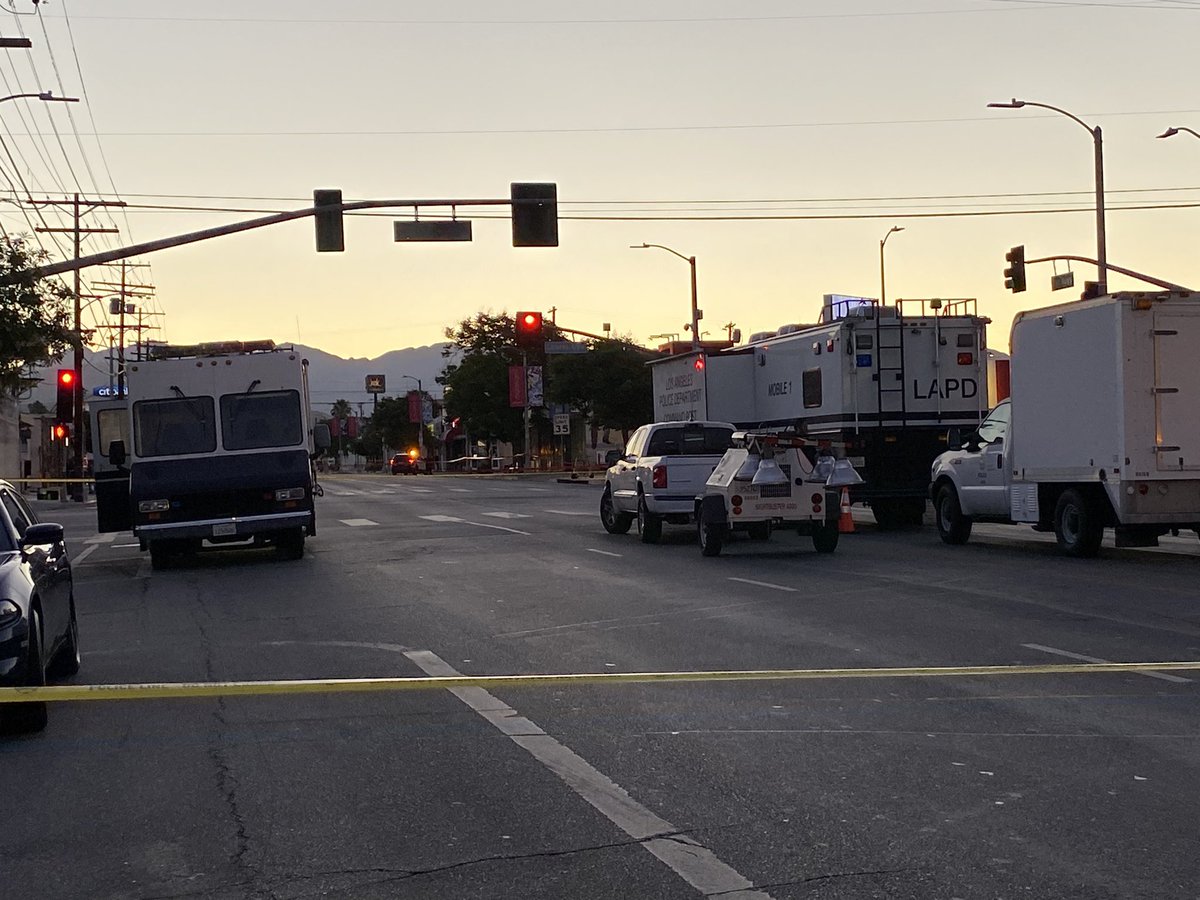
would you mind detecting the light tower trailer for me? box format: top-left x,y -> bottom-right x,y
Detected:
651,298 -> 991,529
695,432 -> 862,557
91,341 -> 329,569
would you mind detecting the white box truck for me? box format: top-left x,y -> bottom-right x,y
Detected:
650,297 -> 990,528
91,341 -> 329,568
930,291 -> 1200,556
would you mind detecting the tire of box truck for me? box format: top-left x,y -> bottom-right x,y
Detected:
1053,489 -> 1104,558
935,484 -> 972,546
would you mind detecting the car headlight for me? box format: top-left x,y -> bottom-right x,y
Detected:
0,599 -> 21,630
275,487 -> 306,501
138,499 -> 170,512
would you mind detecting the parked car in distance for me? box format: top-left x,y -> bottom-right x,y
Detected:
0,480 -> 80,734
601,421 -> 736,543
391,451 -> 421,475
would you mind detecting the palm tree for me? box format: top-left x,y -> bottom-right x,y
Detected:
330,398 -> 352,419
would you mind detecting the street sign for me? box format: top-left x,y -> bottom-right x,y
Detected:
393,220 -> 473,242
544,340 -> 587,355
553,414 -> 570,435
1051,271 -> 1075,291
365,374 -> 386,393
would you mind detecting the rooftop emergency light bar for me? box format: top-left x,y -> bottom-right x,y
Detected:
147,339 -> 279,360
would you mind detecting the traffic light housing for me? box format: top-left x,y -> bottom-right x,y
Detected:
55,369 -> 78,424
314,188 -> 345,253
514,311 -> 544,349
1004,245 -> 1027,293
50,423 -> 70,441
510,183 -> 558,247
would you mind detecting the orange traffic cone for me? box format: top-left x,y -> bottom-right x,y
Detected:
838,487 -> 855,534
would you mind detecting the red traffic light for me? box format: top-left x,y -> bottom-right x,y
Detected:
51,423 -> 68,440
58,370 -> 74,386
514,311 -> 544,349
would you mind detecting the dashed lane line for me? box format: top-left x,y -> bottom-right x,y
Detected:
482,511 -> 532,520
403,649 -> 775,900
1022,642 -> 1191,684
727,577 -> 798,594
545,509 -> 593,516
587,548 -> 623,558
84,533 -> 116,545
418,514 -> 530,535
73,545 -> 98,565
339,518 -> 379,527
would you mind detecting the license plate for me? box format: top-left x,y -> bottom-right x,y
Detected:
212,523 -> 237,537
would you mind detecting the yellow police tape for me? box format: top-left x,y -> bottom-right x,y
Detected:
0,660 -> 1197,704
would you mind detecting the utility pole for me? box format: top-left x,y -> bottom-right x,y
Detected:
34,193 -> 125,499
92,262 -> 153,394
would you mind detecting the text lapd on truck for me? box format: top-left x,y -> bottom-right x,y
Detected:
649,295 -> 990,528
930,290 -> 1200,557
89,340 -> 330,569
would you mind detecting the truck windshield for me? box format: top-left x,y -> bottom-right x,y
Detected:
647,425 -> 734,456
133,397 -> 218,457
220,390 -> 302,451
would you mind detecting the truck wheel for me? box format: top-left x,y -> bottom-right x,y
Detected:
637,496 -> 663,544
812,522 -> 840,553
935,485 -> 972,545
276,529 -> 306,560
1054,489 -> 1103,558
698,506 -> 724,557
600,488 -> 633,535
148,541 -> 173,571
746,522 -> 771,541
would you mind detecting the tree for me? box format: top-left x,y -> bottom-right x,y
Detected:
369,395 -> 429,453
0,237 -> 75,394
548,338 -> 654,441
330,398 -> 352,419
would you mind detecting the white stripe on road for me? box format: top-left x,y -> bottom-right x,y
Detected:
464,520 -> 531,535
329,490 -> 364,497
418,514 -> 529,535
1022,643 -> 1191,684
482,511 -> 532,519
587,548 -> 623,558
545,509 -> 593,517
339,518 -> 379,527
113,542 -> 141,548
409,488 -> 434,494
449,488 -> 473,493
727,577 -> 797,593
84,532 -> 116,544
403,649 -> 773,900
527,488 -> 550,492
420,515 -> 464,523
73,544 -> 98,564
371,489 -> 397,494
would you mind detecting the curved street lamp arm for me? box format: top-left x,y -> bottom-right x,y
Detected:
633,242 -> 692,263
1015,99 -> 1095,135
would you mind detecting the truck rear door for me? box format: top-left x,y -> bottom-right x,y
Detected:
89,398 -> 133,532
1153,311 -> 1200,471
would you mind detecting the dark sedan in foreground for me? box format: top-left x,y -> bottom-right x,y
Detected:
0,480 -> 79,734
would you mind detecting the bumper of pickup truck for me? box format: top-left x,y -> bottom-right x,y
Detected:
642,494 -> 700,517
135,510 -> 313,541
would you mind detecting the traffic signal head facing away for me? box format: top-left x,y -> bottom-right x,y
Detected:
1004,245 -> 1027,293
314,189 -> 345,253
51,423 -> 70,441
515,311 -> 544,349
55,369 -> 78,424
510,183 -> 558,247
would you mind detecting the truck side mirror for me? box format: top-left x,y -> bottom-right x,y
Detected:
312,423 -> 331,452
107,439 -> 127,467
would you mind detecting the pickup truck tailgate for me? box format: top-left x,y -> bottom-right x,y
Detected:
654,455 -> 723,499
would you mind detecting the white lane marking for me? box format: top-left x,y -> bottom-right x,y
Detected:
482,511 -> 532,519
587,548 -> 622,558
1022,642 -> 1192,684
403,650 -> 773,900
545,509 -> 593,516
113,542 -> 141,548
527,488 -> 550,493
73,544 -> 98,564
371,489 -> 397,495
329,490 -> 363,497
409,488 -> 435,494
463,520 -> 531,536
420,515 -> 464,523
84,532 -> 116,544
727,577 -> 798,593
339,518 -> 379,527
449,488 -> 473,493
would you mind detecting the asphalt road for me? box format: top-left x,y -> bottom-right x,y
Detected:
4,474 -> 1199,900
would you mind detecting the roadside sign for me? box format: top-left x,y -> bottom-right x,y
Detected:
544,340 -> 587,355
553,414 -> 570,435
366,374 -> 386,394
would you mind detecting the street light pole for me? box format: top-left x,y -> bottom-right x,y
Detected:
631,243 -> 701,350
879,226 -> 903,306
401,374 -> 425,461
1157,126 -> 1200,141
988,98 -> 1107,294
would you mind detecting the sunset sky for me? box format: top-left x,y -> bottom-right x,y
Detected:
4,0 -> 1199,360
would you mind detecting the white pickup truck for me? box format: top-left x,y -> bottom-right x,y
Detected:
930,290 -> 1200,557
600,420 -> 735,543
